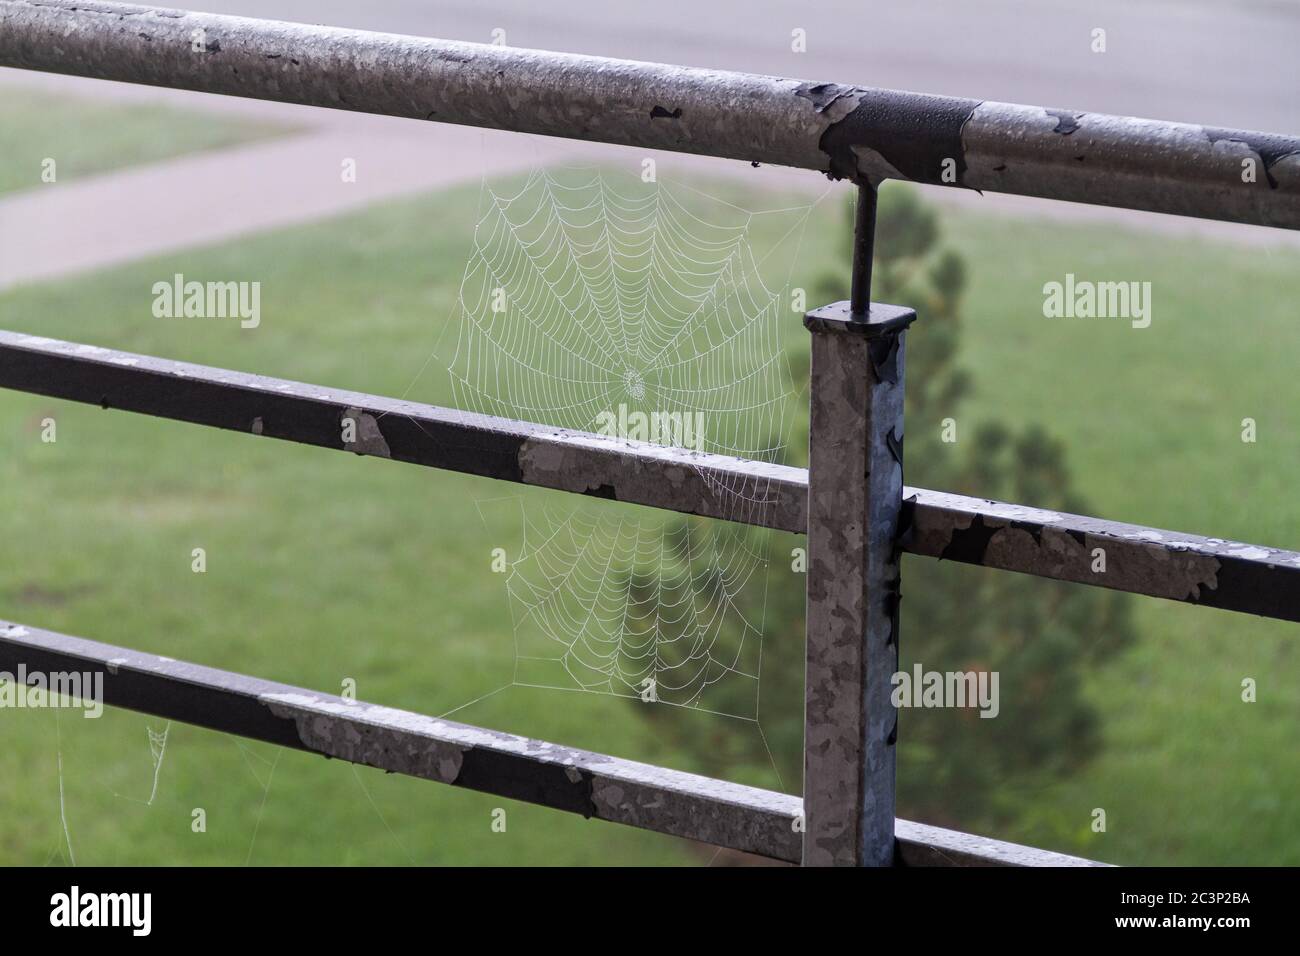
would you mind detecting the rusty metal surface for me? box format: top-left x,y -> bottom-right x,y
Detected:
2,329 -> 1298,621
0,616 -> 1106,865
0,0 -> 1296,229
802,303 -> 914,866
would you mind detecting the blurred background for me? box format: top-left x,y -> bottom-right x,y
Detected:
1,0 -> 1297,866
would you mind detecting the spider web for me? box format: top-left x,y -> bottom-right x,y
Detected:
448,167 -> 812,717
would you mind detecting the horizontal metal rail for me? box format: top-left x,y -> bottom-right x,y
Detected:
2,329 -> 1297,622
0,617 -> 1104,866
0,0 -> 1296,229
903,489 -> 1300,623
0,331 -> 802,532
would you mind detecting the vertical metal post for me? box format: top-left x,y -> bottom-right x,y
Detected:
802,300 -> 913,866
801,184 -> 913,865
849,185 -> 877,317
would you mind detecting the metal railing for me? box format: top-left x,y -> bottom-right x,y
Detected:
1,0 -> 1297,866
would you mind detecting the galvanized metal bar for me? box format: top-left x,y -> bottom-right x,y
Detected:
0,0 -> 1296,229
0,616 -> 1105,865
0,617 -> 801,859
0,330 -> 804,533
801,301 -> 915,866
2,330 -> 1298,620
894,820 -> 1107,867
900,487 -> 1300,623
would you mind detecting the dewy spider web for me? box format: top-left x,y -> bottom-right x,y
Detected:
448,167 -> 812,717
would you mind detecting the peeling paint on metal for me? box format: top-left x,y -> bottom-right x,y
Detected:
798,83 -> 981,185
1205,127 -> 1300,189
902,486 -> 1300,621
2,328 -> 1296,619
1044,109 -> 1083,135
341,407 -> 391,458
517,427 -> 805,531
0,0 -> 1295,227
0,615 -> 1106,864
262,692 -> 469,784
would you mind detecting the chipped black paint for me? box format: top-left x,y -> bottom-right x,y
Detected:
885,426 -> 904,466
1191,555 -> 1300,621
1205,127 -> 1300,188
795,81 -> 857,114
0,331 -> 809,536
799,84 -> 981,185
1045,109 -> 1082,135
937,514 -> 1050,565
898,493 -> 918,541
457,747 -> 597,818
0,616 -> 1095,865
882,568 -> 902,651
3,1 -> 1298,229
0,628 -> 304,749
868,332 -> 904,385
0,332 -> 533,483
8,331 -> 1300,621
906,489 -> 1300,622
937,514 -> 1000,565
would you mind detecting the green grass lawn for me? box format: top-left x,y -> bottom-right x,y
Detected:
0,173 -> 1296,865
939,211 -> 1300,865
0,88 -> 289,195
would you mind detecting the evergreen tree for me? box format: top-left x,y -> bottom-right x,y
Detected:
630,188 -> 1133,833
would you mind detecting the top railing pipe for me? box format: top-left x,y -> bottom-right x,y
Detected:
1,0 -> 1297,230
